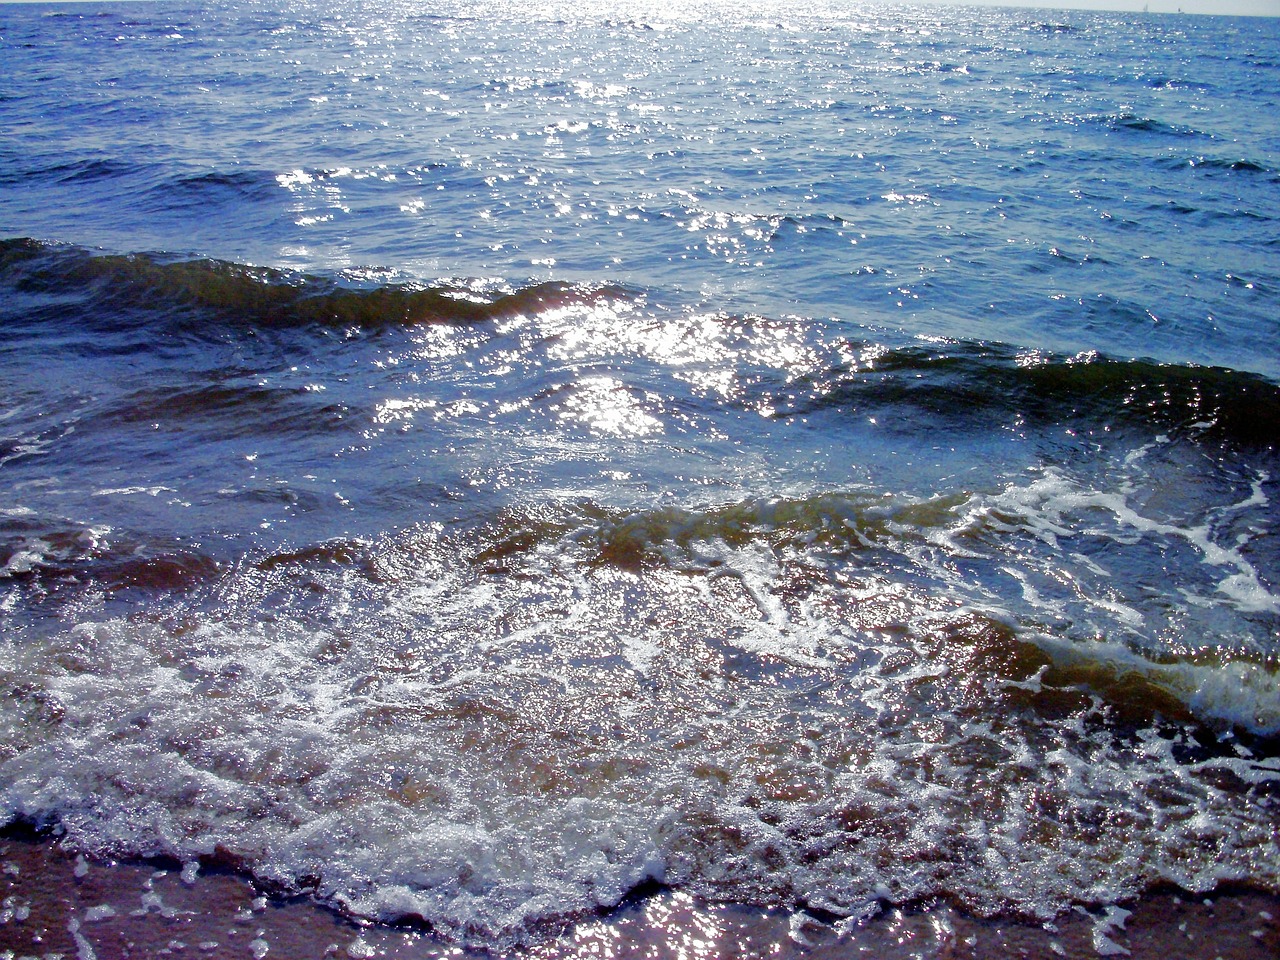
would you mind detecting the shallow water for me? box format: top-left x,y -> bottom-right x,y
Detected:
1,0 -> 1278,951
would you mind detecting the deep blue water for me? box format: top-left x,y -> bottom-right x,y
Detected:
1,0 -> 1278,949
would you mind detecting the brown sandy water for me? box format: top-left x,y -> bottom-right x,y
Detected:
2,834 -> 1277,960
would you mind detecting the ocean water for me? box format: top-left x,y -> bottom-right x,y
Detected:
1,0 -> 1278,950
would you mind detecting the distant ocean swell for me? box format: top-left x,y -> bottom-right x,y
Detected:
3,238 -> 1276,445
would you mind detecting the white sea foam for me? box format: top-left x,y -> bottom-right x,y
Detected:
1,501 -> 1275,945
1091,905 -> 1132,957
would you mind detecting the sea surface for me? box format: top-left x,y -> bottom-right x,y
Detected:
1,0 -> 1278,950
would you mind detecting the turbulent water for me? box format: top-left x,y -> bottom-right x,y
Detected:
1,0 -> 1278,949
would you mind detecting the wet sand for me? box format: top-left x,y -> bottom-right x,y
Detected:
1,832 -> 1277,960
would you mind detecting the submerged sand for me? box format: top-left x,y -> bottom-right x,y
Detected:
1,832 -> 1276,960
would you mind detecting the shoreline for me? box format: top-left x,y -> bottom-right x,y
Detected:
2,831 -> 1277,959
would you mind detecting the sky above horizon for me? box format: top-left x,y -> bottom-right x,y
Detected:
927,0 -> 1279,17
